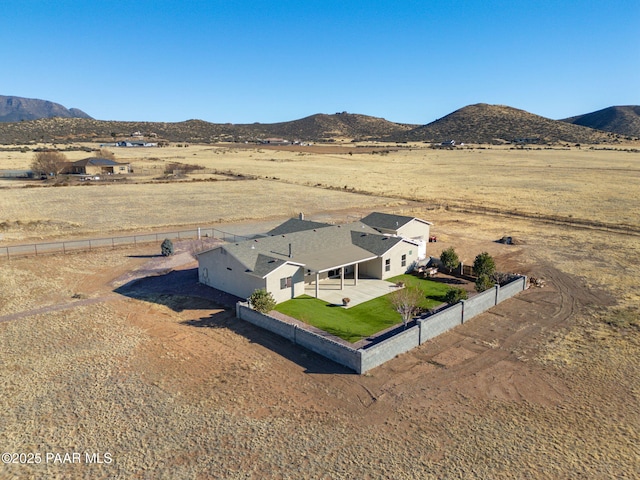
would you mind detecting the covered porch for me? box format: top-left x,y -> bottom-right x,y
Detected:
305,276 -> 402,308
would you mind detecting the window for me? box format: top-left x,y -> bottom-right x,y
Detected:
280,276 -> 292,289
401,254 -> 407,267
385,259 -> 391,272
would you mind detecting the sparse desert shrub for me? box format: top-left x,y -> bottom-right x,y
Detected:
161,238 -> 174,256
249,289 -> 276,313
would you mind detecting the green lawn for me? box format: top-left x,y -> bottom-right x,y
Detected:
274,275 -> 450,343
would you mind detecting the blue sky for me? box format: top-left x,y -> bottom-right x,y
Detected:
2,0 -> 638,124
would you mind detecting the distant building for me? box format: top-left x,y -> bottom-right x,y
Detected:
259,138 -> 290,145
432,140 -> 456,149
68,158 -> 130,175
116,140 -> 157,147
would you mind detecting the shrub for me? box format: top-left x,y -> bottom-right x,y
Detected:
440,247 -> 460,272
161,238 -> 174,256
475,274 -> 494,292
444,287 -> 468,304
249,289 -> 276,313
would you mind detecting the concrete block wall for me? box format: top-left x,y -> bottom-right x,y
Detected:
237,304 -> 296,342
235,276 -> 526,374
497,276 -> 527,303
461,286 -> 498,322
359,326 -> 420,374
294,328 -> 361,373
418,302 -> 463,344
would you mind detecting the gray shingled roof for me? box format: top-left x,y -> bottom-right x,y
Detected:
72,157 -> 125,167
267,218 -> 331,236
360,212 -> 417,231
209,221 -> 406,277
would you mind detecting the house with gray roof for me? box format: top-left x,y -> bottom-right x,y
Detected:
69,157 -> 130,175
360,212 -> 432,258
197,216 -> 424,304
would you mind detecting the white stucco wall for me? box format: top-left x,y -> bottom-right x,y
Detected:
397,220 -> 431,241
380,241 -> 420,279
265,263 -> 305,303
198,248 -> 265,300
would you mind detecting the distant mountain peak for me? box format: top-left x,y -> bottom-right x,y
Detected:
390,103 -> 618,144
0,95 -> 92,122
561,106 -> 640,137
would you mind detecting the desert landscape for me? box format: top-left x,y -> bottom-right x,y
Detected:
1,141 -> 639,478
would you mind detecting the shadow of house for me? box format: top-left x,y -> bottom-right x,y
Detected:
113,267 -> 351,374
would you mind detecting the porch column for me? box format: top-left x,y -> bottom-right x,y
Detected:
354,263 -> 359,286
340,267 -> 344,290
315,272 -> 319,298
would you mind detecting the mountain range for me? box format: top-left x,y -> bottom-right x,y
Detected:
0,95 -> 638,144
0,95 -> 92,122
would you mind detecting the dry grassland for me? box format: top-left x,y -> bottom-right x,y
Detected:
179,144 -> 640,229
0,179 -> 399,242
0,143 -> 639,478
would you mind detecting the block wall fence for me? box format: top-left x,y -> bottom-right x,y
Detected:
236,276 -> 527,374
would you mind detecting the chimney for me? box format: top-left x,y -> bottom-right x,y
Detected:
299,212 -> 304,220
288,243 -> 292,258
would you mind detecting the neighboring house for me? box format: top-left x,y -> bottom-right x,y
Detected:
259,138 -> 289,145
69,157 -> 130,175
360,212 -> 432,259
116,140 -> 157,147
197,217 -> 423,304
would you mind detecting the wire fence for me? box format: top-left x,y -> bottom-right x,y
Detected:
0,226 -> 252,260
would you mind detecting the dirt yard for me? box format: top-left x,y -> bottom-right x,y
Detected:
1,207 -> 638,478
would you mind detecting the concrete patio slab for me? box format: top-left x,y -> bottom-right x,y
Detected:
304,278 -> 401,307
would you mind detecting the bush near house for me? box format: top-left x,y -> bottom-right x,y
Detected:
249,289 -> 277,313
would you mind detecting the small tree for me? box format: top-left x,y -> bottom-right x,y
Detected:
473,252 -> 496,278
30,150 -> 68,177
249,289 -> 276,313
390,286 -> 423,328
161,238 -> 174,256
440,247 -> 460,272
444,287 -> 468,304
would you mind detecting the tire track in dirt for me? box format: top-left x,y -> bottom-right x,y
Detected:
0,295 -> 116,324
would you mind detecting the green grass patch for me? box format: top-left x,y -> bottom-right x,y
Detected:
387,274 -> 450,310
275,275 -> 450,343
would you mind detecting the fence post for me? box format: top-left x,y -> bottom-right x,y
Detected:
34,244 -> 38,256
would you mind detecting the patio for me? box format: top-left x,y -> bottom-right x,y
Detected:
304,277 -> 402,308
